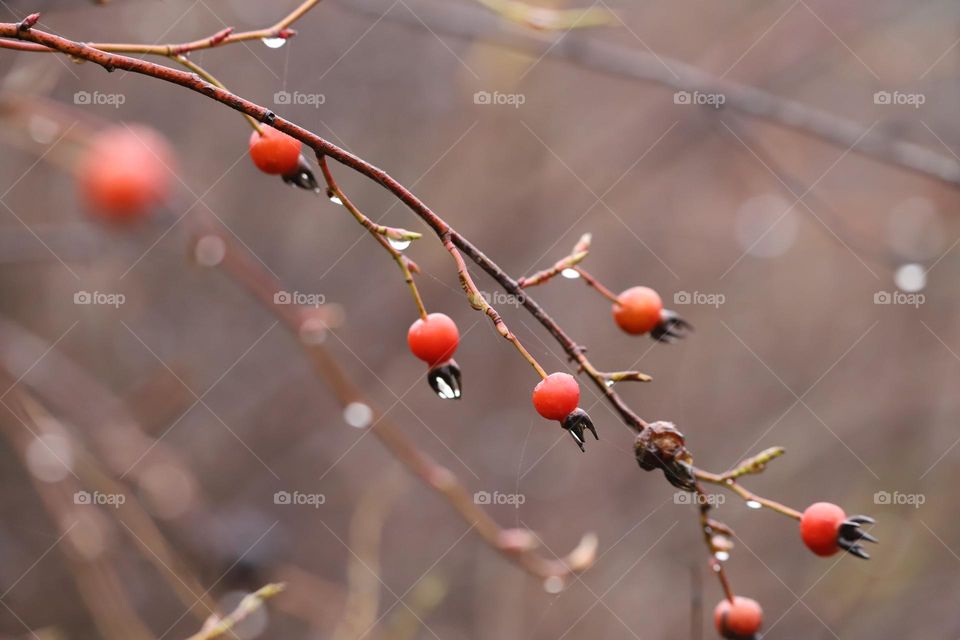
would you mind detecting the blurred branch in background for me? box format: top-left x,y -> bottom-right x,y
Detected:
340,0 -> 960,189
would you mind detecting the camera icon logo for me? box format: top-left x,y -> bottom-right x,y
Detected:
74,91 -> 92,105
473,490 -> 491,505
473,91 -> 492,105
74,291 -> 92,304
274,90 -> 292,105
674,291 -> 691,304
873,91 -> 892,105
274,291 -> 292,305
873,291 -> 892,304
74,490 -> 92,505
874,491 -> 891,504
274,491 -> 292,505
673,91 -> 692,104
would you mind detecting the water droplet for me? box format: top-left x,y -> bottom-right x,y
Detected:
605,379 -> 615,388
895,263 -> 926,293
327,191 -> 343,206
298,317 -> 327,345
714,550 -> 730,562
28,115 -> 60,145
388,237 -> 411,251
561,268 -> 580,279
26,434 -> 74,483
735,194 -> 798,258
343,402 -> 373,428
543,576 -> 565,594
745,500 -> 762,510
261,37 -> 287,49
434,376 -> 458,399
193,235 -> 226,267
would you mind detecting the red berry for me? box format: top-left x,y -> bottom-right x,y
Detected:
612,286 -> 663,335
532,372 -> 580,421
800,502 -> 846,556
78,125 -> 174,223
714,596 -> 762,639
248,127 -> 302,175
407,313 -> 459,366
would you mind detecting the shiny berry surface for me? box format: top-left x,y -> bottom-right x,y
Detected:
248,126 -> 302,175
78,125 -> 174,222
714,596 -> 762,639
800,502 -> 846,556
407,313 -> 459,366
532,372 -> 580,421
612,286 -> 663,335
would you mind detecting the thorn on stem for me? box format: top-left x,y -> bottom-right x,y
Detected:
262,110 -> 277,125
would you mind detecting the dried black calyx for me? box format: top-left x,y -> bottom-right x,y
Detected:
282,156 -> 320,192
428,359 -> 462,400
561,408 -> 598,452
838,515 -> 877,559
635,421 -> 696,491
651,309 -> 693,343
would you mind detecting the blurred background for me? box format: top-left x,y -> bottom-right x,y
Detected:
0,0 -> 956,638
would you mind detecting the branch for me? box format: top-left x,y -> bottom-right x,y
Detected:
0,19 -> 649,431
189,225 -> 597,583
187,583 -> 286,640
340,0 -> 960,189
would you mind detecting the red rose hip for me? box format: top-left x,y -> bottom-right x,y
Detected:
248,126 -> 302,175
532,372 -> 580,421
407,313 -> 459,366
800,502 -> 846,556
78,125 -> 174,223
714,596 -> 762,639
612,286 -> 663,335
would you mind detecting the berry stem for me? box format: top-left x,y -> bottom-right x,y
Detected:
696,469 -> 803,520
440,231 -> 549,379
517,233 -> 591,288
575,266 -> 620,304
171,54 -> 263,134
318,155 -> 428,320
